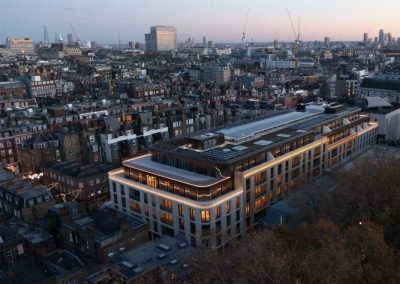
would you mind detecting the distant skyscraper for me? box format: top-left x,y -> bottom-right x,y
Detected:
363,33 -> 368,46
128,41 -> 133,48
324,37 -> 331,48
145,26 -> 177,52
43,25 -> 49,46
203,36 -> 206,47
379,29 -> 385,44
55,32 -> 63,44
387,33 -> 392,46
67,33 -> 74,45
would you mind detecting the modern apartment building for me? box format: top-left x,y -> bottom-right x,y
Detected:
145,26 -> 177,52
109,104 -> 378,248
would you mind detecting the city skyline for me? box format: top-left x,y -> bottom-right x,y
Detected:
1,0 -> 400,44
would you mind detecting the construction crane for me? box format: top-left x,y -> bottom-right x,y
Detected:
242,9 -> 250,45
69,22 -> 80,46
286,9 -> 301,53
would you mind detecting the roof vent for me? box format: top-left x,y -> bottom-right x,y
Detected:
277,134 -> 291,138
254,140 -> 273,146
232,145 -> 247,151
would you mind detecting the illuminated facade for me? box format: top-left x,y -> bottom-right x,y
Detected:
109,104 -> 378,247
6,37 -> 35,55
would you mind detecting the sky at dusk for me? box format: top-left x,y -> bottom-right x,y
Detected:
1,0 -> 399,44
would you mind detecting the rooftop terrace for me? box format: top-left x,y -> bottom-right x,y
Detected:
124,155 -> 227,186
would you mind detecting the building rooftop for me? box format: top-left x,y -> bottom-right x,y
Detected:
124,155 -> 226,186
151,105 -> 362,165
21,132 -> 58,147
9,255 -> 55,284
0,170 -> 53,203
217,109 -> 323,143
0,80 -> 25,88
199,127 -> 312,163
0,224 -> 20,244
42,160 -> 116,179
47,250 -> 87,277
364,96 -> 393,108
101,235 -> 192,282
360,78 -> 400,91
66,208 -> 147,244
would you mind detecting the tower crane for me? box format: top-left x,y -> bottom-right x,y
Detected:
285,9 -> 301,53
242,9 -> 250,46
69,22 -> 80,46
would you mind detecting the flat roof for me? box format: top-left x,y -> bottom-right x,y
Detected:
111,235 -> 192,281
124,155 -> 227,186
0,81 -> 24,87
217,110 -> 323,142
151,105 -> 361,164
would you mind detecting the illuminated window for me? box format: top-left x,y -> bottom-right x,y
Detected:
160,212 -> 173,225
255,172 -> 266,185
255,186 -> 265,196
245,204 -> 250,216
236,197 -> 241,208
190,208 -> 196,220
130,202 -> 141,213
160,199 -> 172,211
146,175 -> 158,187
255,196 -> 267,210
160,179 -> 172,191
201,210 -> 210,223
215,207 -> 221,219
226,201 -> 231,213
178,204 -> 184,216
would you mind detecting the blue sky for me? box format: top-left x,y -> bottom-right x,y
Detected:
0,0 -> 399,44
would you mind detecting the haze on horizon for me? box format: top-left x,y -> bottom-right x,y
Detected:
1,0 -> 399,44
